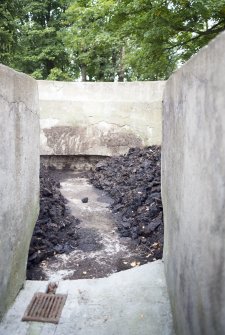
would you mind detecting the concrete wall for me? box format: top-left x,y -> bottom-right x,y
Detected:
0,65 -> 39,318
38,81 -> 165,156
162,32 -> 225,335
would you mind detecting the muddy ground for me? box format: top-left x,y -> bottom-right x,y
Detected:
27,146 -> 163,280
89,146 -> 163,255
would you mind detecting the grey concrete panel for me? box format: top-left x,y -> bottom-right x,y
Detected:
162,32 -> 225,335
0,65 -> 40,319
38,81 -> 165,156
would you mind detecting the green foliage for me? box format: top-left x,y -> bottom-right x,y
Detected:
3,0 -> 73,80
63,0 -> 125,81
0,1 -> 23,64
16,0 -> 72,79
150,0 -> 225,64
1,0 -> 225,80
47,67 -> 73,81
110,0 -> 225,79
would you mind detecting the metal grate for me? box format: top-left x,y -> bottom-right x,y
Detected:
22,293 -> 67,324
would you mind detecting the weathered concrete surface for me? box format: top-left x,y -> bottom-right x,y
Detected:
162,32 -> 225,335
0,65 -> 39,319
0,261 -> 175,335
38,81 -> 165,156
41,155 -> 108,171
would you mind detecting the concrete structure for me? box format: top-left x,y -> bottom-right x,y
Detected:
38,81 -> 165,157
162,32 -> 225,335
0,261 -> 175,335
0,65 -> 40,319
41,154 -> 108,171
3,31 -> 225,334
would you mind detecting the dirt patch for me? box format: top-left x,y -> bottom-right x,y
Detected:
27,166 -> 80,280
43,125 -> 142,156
36,172 -> 148,281
89,146 -> 163,261
27,146 -> 163,280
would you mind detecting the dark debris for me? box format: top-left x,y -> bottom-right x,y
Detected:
27,165 -> 80,279
89,146 -> 163,261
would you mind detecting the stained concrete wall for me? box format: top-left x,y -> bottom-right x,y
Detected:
162,32 -> 225,335
38,81 -> 165,156
0,65 -> 39,318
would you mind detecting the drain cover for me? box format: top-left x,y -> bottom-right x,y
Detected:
22,293 -> 67,324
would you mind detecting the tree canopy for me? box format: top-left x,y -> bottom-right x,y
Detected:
1,0 -> 225,81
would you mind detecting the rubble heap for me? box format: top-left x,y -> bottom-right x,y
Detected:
89,146 -> 163,260
27,166 -> 79,277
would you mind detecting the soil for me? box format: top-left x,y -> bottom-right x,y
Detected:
27,166 -> 80,279
89,146 -> 163,259
27,146 -> 163,280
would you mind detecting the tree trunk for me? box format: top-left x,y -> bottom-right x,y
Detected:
45,59 -> 55,78
81,64 -> 87,81
118,46 -> 125,82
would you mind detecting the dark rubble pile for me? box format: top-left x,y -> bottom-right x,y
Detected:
89,146 -> 163,260
27,166 -> 79,275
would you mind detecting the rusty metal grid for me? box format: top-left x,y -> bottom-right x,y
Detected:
22,293 -> 67,324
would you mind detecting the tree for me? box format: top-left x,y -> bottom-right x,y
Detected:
11,0 -> 73,80
0,1 -> 23,64
159,0 -> 225,62
1,0 -> 225,81
64,0 -> 127,81
111,0 -> 225,80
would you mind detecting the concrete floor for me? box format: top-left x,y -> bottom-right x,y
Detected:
0,261 -> 174,335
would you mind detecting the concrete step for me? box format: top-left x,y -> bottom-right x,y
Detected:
0,261 -> 174,335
